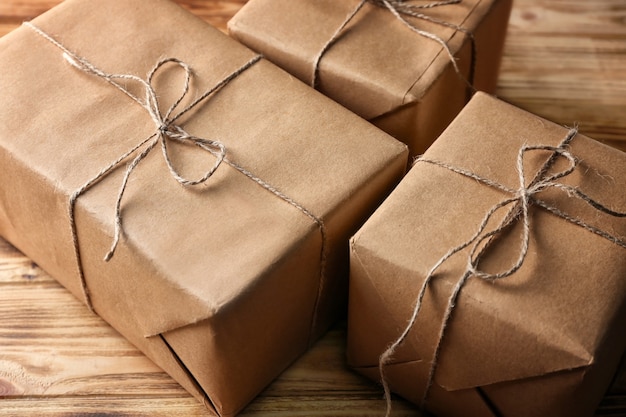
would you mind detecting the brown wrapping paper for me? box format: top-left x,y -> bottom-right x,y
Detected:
347,92 -> 626,417
228,0 -> 512,158
0,0 -> 408,416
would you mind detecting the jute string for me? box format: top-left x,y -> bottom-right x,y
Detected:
378,128 -> 626,416
24,22 -> 328,335
311,0 -> 476,92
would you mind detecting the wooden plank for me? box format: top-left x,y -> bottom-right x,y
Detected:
0,0 -> 61,37
497,0 -> 626,150
0,0 -> 60,20
0,239 -> 49,284
0,395 -> 422,417
0,0 -> 625,416
176,0 -> 247,31
0,284 -> 174,397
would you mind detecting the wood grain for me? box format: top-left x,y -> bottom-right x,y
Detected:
0,0 -> 625,416
498,0 -> 626,151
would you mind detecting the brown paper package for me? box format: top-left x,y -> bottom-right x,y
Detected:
0,0 -> 409,415
347,92 -> 626,417
228,0 -> 512,158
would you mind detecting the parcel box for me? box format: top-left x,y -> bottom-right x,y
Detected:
0,0 -> 408,415
347,92 -> 626,417
229,0 -> 512,157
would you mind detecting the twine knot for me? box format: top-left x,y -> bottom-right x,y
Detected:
379,128 -> 626,416
64,54 -> 231,261
311,0 -> 473,91
21,22 -> 263,262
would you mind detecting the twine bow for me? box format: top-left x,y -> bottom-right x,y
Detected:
24,23 -> 329,333
378,128 -> 626,416
24,21 -> 262,262
312,0 -> 474,91
61,53 -> 240,261
62,51 -> 268,262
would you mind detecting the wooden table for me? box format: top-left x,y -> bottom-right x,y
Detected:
1,1 -> 625,416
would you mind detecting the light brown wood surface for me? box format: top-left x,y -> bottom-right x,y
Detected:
0,1 -> 625,416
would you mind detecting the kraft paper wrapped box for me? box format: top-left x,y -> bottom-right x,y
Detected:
0,0 -> 409,415
228,0 -> 512,158
347,92 -> 626,417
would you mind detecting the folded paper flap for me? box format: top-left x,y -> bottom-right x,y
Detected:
229,0 -> 491,120
434,281 -> 595,391
353,231 -> 598,390
348,240 -> 430,364
75,154 -> 321,337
